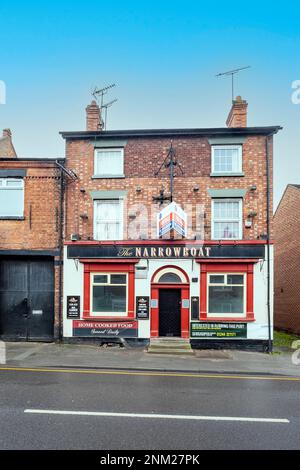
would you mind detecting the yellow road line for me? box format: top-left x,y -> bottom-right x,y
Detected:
0,366 -> 300,382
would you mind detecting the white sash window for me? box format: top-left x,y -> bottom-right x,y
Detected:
0,178 -> 24,217
212,199 -> 242,240
94,148 -> 124,177
212,145 -> 242,174
94,199 -> 123,240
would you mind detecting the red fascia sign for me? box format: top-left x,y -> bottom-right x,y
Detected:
73,320 -> 138,338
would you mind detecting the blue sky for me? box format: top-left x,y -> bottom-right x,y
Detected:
0,0 -> 300,206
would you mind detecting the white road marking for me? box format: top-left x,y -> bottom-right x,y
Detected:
24,409 -> 289,423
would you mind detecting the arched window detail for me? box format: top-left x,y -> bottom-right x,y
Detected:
152,266 -> 189,284
158,272 -> 182,283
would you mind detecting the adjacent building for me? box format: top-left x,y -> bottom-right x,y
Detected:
274,184 -> 300,334
61,97 -> 281,351
0,129 -> 64,341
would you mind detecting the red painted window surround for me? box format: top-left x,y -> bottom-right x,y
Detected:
197,260 -> 256,322
83,261 -> 138,320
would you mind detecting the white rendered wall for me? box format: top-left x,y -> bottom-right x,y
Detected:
62,245 -> 272,341
248,245 -> 273,340
63,247 -> 84,337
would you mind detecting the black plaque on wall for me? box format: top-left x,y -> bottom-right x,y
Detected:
136,296 -> 150,319
67,296 -> 80,319
191,296 -> 200,320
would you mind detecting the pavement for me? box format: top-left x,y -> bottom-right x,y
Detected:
1,340 -> 300,377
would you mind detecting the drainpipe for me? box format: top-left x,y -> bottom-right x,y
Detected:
58,164 -> 65,343
265,135 -> 272,353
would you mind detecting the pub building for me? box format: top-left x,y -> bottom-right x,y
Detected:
61,97 -> 281,351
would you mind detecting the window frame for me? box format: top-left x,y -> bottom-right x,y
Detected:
198,262 -> 255,322
83,262 -> 136,320
93,198 -> 124,241
94,147 -> 124,178
211,145 -> 242,175
207,272 -> 246,318
90,272 -> 128,317
211,198 -> 243,240
0,178 -> 24,218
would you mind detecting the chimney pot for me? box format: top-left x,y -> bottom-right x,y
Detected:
226,96 -> 248,128
3,128 -> 12,138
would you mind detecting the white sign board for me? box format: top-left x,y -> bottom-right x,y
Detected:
157,202 -> 187,238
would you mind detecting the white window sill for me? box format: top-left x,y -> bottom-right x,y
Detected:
210,172 -> 245,177
212,238 -> 243,241
92,174 -> 125,179
89,313 -> 128,318
0,216 -> 25,220
207,314 -> 246,318
93,238 -> 123,242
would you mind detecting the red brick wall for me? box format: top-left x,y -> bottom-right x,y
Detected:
0,160 -> 62,337
64,135 -> 273,241
0,161 -> 61,250
274,185 -> 300,334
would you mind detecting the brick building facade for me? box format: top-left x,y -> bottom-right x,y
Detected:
61,97 -> 281,351
0,129 -> 64,340
274,184 -> 300,334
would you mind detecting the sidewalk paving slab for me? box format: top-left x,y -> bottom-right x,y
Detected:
2,341 -> 300,377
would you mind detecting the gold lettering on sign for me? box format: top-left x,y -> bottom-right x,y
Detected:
151,247 -> 157,257
173,247 -> 181,257
116,245 -> 211,258
158,248 -> 164,257
166,247 -> 172,257
117,247 -> 134,257
205,247 -> 211,257
190,247 -> 197,257
136,247 -> 142,257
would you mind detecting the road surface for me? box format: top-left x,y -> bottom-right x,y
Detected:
0,366 -> 299,449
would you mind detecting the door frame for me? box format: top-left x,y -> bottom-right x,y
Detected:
158,287 -> 182,337
150,266 -> 190,339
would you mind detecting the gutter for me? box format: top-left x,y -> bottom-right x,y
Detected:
55,160 -> 78,341
60,126 -> 282,140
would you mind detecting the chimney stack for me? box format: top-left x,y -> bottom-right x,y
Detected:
226,96 -> 248,128
0,128 -> 17,158
86,100 -> 103,131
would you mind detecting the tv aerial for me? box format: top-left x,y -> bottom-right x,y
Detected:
91,84 -> 117,129
216,66 -> 251,101
102,98 -> 118,130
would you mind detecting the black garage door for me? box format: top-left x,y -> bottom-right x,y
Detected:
0,257 -> 54,341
